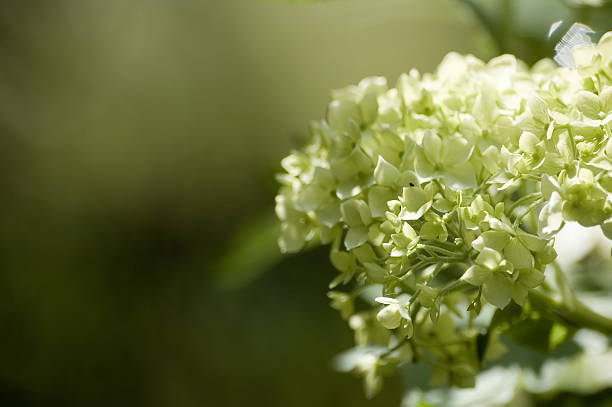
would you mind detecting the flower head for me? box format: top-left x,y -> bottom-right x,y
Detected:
276,31 -> 612,396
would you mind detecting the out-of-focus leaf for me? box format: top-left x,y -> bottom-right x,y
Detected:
403,328 -> 612,407
213,211 -> 283,289
525,350 -> 612,395
488,301 -> 580,355
402,366 -> 522,407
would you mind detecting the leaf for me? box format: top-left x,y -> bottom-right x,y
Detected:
213,211 -> 284,289
488,301 -> 579,356
548,322 -> 570,351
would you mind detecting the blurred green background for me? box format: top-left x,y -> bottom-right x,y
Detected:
0,0 -> 610,406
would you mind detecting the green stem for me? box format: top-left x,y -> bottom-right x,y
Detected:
507,192 -> 542,217
417,243 -> 460,258
529,289 -> 612,336
439,279 -> 470,297
381,338 -> 409,358
513,198 -> 544,227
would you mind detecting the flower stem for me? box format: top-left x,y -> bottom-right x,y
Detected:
529,289 -> 612,336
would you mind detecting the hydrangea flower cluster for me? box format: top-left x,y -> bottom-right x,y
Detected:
276,32 -> 612,397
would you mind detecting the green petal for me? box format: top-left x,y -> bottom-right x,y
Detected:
417,284 -> 438,308
368,224 -> 386,247
500,146 -> 523,176
576,91 -> 601,120
374,155 -> 400,186
350,146 -> 373,174
399,186 -> 432,220
527,95 -> 549,123
377,304 -> 402,329
432,197 -> 454,213
472,82 -> 497,125
312,166 -> 335,188
328,291 -> 354,320
279,222 -> 307,253
573,44 -> 598,73
316,201 -> 342,227
341,199 -> 372,228
280,153 -> 307,177
368,186 -> 396,219
601,86 -> 612,113
414,150 -> 437,181
345,118 -> 361,142
402,221 -> 419,241
481,146 -> 501,174
353,244 -> 378,264
391,223 -> 418,248
327,99 -> 361,132
517,231 -> 548,252
488,217 -> 515,235
476,247 -> 503,270
422,130 -> 442,163
330,155 -> 359,182
471,195 -> 495,214
295,184 -> 329,212
461,265 -> 492,286
330,249 -> 355,273
396,171 -> 420,188
378,130 -> 404,152
458,115 -> 481,139
472,230 -> 510,252
345,226 -> 369,250
518,269 -> 544,289
556,130 -> 574,162
441,135 -> 473,167
519,131 -> 540,155
442,161 -> 476,189
390,232 -> 410,249
378,89 -> 403,124
360,91 -> 379,125
401,317 -> 414,339
504,238 -> 534,270
549,110 -> 569,127
358,76 -> 388,95
511,284 -> 528,306
483,273 -> 512,309
336,178 -> 363,200
420,221 -> 445,240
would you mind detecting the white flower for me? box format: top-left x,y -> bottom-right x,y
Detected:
375,296 -> 413,337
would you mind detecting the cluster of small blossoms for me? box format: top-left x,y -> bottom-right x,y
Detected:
276,32 -> 612,396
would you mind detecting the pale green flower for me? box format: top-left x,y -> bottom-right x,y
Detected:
375,295 -> 414,337
414,131 -> 476,189
328,291 -> 354,320
332,346 -> 388,399
423,312 -> 479,388
275,30 -> 612,398
461,248 -> 513,308
539,191 -> 565,236
543,169 -> 612,228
